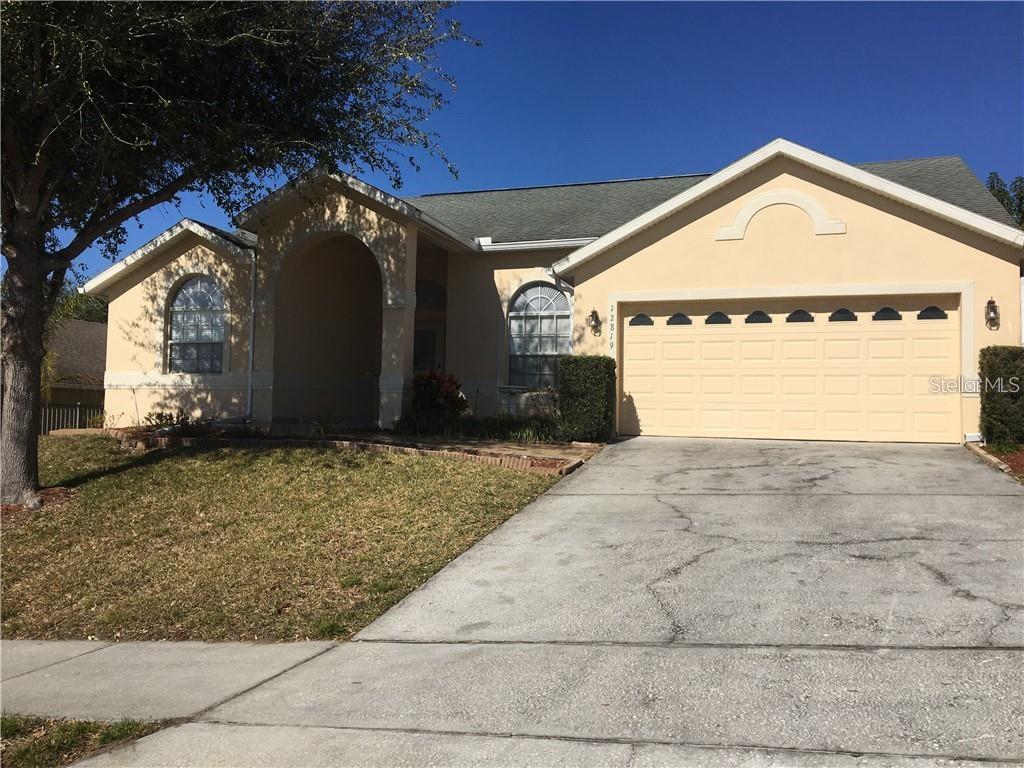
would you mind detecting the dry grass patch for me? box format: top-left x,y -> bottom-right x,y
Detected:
2,436 -> 555,641
0,715 -> 158,768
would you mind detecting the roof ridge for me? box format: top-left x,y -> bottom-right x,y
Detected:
407,156 -> 971,199
407,172 -> 711,199
856,154 -> 963,166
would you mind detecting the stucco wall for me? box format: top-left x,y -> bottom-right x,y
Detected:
103,237 -> 252,425
565,157 -> 1022,438
445,248 -> 571,415
102,180 -> 418,427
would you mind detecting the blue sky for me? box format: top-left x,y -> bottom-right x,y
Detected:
74,1 -> 1023,281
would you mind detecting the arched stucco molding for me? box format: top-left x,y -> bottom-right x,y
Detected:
715,188 -> 847,241
263,223 -> 405,309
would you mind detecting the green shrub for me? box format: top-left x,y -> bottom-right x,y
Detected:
394,411 -> 559,443
557,355 -> 616,441
979,346 -> 1024,445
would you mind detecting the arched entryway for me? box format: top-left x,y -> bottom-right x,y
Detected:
271,233 -> 383,427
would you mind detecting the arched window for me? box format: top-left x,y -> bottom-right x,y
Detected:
786,309 -> 814,323
705,311 -> 731,325
508,283 -> 571,389
667,312 -> 692,326
872,307 -> 902,321
745,310 -> 772,324
168,276 -> 226,373
829,308 -> 857,322
917,305 -> 948,320
629,313 -> 654,326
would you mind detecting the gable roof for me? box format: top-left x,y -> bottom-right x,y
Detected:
84,139 -> 1020,296
552,139 -> 1023,276
82,219 -> 255,296
407,151 -> 1018,247
236,170 -> 479,252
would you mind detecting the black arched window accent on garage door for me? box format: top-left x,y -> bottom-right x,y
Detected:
705,311 -> 731,325
745,310 -> 772,324
917,305 -> 948,320
786,309 -> 814,323
873,307 -> 902,321
629,313 -> 654,326
667,312 -> 692,325
829,308 -> 857,322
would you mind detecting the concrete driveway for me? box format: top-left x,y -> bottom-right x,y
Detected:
84,439 -> 1024,766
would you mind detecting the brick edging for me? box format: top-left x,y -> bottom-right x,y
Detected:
121,435 -> 585,476
964,442 -> 1014,476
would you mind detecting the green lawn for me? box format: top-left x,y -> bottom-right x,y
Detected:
0,716 -> 158,768
2,437 -> 554,641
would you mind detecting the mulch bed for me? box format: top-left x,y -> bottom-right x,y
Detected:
993,448 -> 1024,479
1,487 -> 77,522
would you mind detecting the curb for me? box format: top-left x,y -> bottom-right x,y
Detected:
964,442 -> 1014,476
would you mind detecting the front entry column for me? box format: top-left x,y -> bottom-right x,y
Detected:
379,305 -> 415,427
378,223 -> 417,428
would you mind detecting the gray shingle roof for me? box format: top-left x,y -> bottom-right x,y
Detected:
405,156 -> 1015,244
49,319 -> 106,388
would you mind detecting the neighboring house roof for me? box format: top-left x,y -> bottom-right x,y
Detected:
408,153 -> 1017,245
48,319 -> 106,389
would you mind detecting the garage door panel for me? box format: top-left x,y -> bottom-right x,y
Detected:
663,341 -> 696,361
663,375 -> 695,394
741,340 -> 775,360
620,295 -> 960,443
701,341 -> 735,360
867,375 -> 906,396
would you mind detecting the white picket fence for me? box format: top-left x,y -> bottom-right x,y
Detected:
39,403 -> 103,435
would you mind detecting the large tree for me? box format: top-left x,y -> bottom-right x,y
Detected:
986,171 -> 1024,228
1,2 -> 470,505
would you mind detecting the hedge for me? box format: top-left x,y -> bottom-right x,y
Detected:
979,346 -> 1024,446
557,355 -> 616,441
394,411 -> 559,443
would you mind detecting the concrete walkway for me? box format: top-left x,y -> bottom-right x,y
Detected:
2,438 -> 1022,766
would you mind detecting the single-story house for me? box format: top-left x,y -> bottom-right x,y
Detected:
83,139 -> 1024,443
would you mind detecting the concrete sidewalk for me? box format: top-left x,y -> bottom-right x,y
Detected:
1,638 -> 1014,767
1,639 -> 333,720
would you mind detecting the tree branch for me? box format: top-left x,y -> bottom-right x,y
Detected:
49,172 -> 195,267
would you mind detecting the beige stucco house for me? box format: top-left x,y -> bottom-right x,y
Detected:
84,139 -> 1024,443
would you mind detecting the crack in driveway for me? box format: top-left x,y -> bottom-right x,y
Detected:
916,561 -> 1024,646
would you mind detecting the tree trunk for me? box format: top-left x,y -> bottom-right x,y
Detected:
1,241 -> 45,508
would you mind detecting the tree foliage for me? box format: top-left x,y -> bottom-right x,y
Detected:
0,1 -> 472,504
986,171 -> 1024,228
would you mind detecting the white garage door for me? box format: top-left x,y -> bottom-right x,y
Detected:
619,295 -> 961,443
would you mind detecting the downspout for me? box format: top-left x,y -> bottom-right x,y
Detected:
234,229 -> 259,421
245,248 -> 257,420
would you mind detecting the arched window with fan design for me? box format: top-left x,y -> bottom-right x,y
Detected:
508,283 -> 571,389
167,276 -> 226,373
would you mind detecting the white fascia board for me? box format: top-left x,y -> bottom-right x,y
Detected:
552,138 -> 1024,277
81,219 -> 254,296
236,169 -> 480,253
331,173 -> 480,252
480,237 -> 596,252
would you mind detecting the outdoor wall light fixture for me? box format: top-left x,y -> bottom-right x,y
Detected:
585,309 -> 602,335
985,298 -> 1000,329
